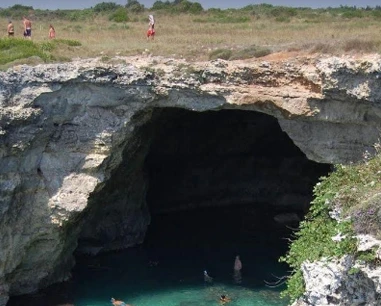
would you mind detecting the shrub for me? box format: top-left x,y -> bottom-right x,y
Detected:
275,16 -> 291,22
208,49 -> 232,60
189,2 -> 203,14
39,41 -> 55,52
371,10 -> 381,19
177,1 -> 203,13
341,10 -> 364,18
151,0 -> 203,13
152,1 -> 171,10
270,6 -> 298,18
0,4 -> 34,19
68,9 -> 93,21
93,2 -> 121,13
229,45 -> 272,60
125,0 -> 145,13
109,7 -> 129,22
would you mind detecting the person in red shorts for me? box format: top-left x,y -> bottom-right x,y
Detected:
147,14 -> 155,40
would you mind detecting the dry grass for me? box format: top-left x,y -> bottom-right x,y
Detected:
1,13 -> 381,62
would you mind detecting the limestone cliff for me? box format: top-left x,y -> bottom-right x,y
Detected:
0,54 -> 381,305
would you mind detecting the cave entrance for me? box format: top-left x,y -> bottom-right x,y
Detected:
142,108 -> 331,286
8,108 -> 331,306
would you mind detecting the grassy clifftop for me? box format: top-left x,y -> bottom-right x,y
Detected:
1,3 -> 381,66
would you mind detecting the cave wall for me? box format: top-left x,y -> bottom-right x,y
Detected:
1,56 -> 381,305
77,111 -> 153,254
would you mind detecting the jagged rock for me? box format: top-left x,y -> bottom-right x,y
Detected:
293,255 -> 381,306
291,235 -> 381,306
1,54 -> 381,304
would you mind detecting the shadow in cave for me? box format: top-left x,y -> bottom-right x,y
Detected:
8,108 -> 331,306
140,108 -> 332,289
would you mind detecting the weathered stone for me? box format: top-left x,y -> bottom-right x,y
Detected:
294,255 -> 381,306
0,54 -> 381,304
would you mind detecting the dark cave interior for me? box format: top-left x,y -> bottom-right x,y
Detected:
145,108 -> 331,218
142,108 -> 332,282
76,107 -> 332,255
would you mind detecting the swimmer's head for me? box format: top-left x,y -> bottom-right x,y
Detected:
204,270 -> 208,275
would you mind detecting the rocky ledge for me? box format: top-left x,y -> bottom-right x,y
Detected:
1,54 -> 381,305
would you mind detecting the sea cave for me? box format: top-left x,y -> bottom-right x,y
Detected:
8,108 -> 331,306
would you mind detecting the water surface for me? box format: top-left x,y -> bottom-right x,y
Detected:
9,205 -> 291,306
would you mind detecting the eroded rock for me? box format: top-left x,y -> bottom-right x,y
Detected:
0,55 -> 381,304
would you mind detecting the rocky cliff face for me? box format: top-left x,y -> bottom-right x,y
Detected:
1,54 -> 381,304
292,235 -> 381,306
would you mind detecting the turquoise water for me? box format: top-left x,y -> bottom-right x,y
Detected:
72,243 -> 288,306
9,205 -> 291,306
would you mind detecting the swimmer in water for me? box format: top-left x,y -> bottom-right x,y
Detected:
233,255 -> 242,284
220,294 -> 232,304
204,270 -> 213,283
110,297 -> 131,306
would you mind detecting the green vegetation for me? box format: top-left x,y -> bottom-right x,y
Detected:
208,49 -> 232,60
109,7 -> 129,22
0,38 -> 81,67
93,2 -> 122,13
209,45 -> 271,61
125,0 -> 145,13
0,4 -> 33,19
281,145 -> 381,301
2,2 -> 381,22
229,45 -> 272,60
0,38 -> 52,65
54,38 -> 82,47
152,0 -> 203,14
67,9 -> 94,22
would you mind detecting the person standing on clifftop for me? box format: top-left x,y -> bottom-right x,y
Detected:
49,24 -> 56,39
7,20 -> 14,37
22,16 -> 32,39
147,14 -> 155,40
